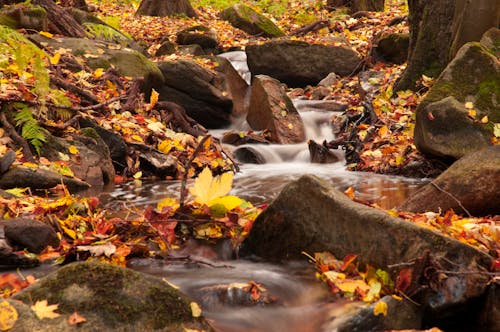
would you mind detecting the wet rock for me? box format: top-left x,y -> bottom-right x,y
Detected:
246,40 -> 362,87
325,296 -> 422,331
399,146 -> 500,216
293,99 -> 348,113
414,30 -> 499,159
0,239 -> 38,268
41,130 -> 115,186
178,44 -> 205,56
243,175 -> 493,314
308,140 -> 339,163
214,55 -> 250,118
358,70 -> 385,99
0,150 -> 16,175
176,25 -> 219,51
2,218 -> 59,254
12,261 -> 214,331
221,131 -> 270,146
318,72 -> 340,87
0,166 -> 90,192
129,143 -> 178,178
478,280 -> 500,332
156,59 -> 233,128
373,33 -> 409,64
194,282 -> 277,308
247,75 -> 306,144
220,4 -> 285,38
233,146 -> 266,164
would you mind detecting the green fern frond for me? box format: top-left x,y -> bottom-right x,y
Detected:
13,103 -> 46,155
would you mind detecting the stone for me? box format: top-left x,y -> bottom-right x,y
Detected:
414,35 -> 499,159
308,140 -> 340,163
2,218 -> 59,254
0,6 -> 48,31
399,146 -> 500,216
12,261 -> 214,331
176,25 -> 218,50
220,4 -> 285,38
214,55 -> 250,118
0,150 -> 16,175
246,40 -> 362,87
233,146 -> 266,164
0,239 -> 38,267
155,39 -> 177,56
246,75 -> 306,144
243,175 -> 493,314
221,131 -> 270,146
358,70 -> 385,99
478,280 -> 500,332
156,60 -> 233,128
373,33 -> 409,64
318,72 -> 340,87
128,143 -> 178,178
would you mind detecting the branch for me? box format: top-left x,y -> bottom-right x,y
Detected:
430,182 -> 472,217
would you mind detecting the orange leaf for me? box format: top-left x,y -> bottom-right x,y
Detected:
68,311 -> 86,325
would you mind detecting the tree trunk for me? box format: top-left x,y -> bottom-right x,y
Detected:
32,0 -> 86,37
135,0 -> 197,18
59,0 -> 89,11
326,0 -> 384,13
395,0 -> 500,91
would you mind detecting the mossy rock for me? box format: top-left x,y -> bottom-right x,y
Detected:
414,39 -> 500,159
220,4 -> 285,38
12,261 -> 214,331
0,6 -> 47,31
374,33 -> 409,64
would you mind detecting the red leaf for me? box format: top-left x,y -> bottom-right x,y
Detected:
396,268 -> 413,292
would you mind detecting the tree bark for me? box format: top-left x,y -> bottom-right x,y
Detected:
33,0 -> 86,38
395,0 -> 500,91
135,0 -> 197,18
326,0 -> 384,13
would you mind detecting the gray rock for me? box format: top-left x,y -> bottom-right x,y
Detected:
243,175 -> 493,313
0,150 -> 16,174
12,261 -> 214,331
220,4 -> 285,38
246,40 -> 362,87
214,56 -> 250,118
2,218 -> 59,254
414,32 -> 499,159
247,75 -> 306,144
129,143 -> 178,178
176,25 -> 218,50
373,33 -> 409,64
399,145 -> 500,216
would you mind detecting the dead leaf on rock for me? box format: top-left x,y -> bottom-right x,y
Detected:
31,300 -> 60,320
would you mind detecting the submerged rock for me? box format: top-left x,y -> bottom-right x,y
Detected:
12,261 -> 214,331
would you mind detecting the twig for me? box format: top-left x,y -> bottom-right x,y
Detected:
179,135 -> 211,209
430,182 -> 472,217
50,76 -> 99,104
0,95 -> 127,112
0,111 -> 35,162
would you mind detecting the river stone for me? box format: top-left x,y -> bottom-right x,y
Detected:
176,25 -> 218,51
156,60 -> 233,128
247,75 -> 306,144
214,55 -> 250,118
0,166 -> 90,192
220,4 -> 285,38
246,40 -> 362,87
243,175 -> 493,314
0,239 -> 38,267
414,33 -> 500,159
128,143 -> 178,178
399,146 -> 500,216
372,33 -> 409,64
12,261 -> 214,332
308,140 -> 340,163
2,218 -> 59,254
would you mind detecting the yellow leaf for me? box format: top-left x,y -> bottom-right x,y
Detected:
194,223 -> 223,239
68,145 -> 79,155
131,135 -> 143,142
149,89 -> 159,109
464,101 -> 474,109
39,31 -> 53,38
494,123 -> 500,138
61,224 -> 76,240
190,302 -> 202,318
50,52 -> 61,65
5,188 -> 28,197
378,125 -> 389,137
157,197 -> 179,212
480,116 -> 489,124
93,68 -> 104,78
0,300 -> 18,331
133,171 -> 142,179
373,301 -> 388,316
208,195 -> 244,210
468,109 -> 476,118
189,168 -> 233,205
31,300 -> 60,320
335,279 -> 370,294
364,280 -> 382,302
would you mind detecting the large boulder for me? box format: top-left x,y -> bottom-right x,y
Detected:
176,25 -> 219,51
156,60 -> 233,128
11,261 -> 214,331
243,175 -> 493,314
399,146 -> 500,216
414,29 -> 500,159
246,40 -> 362,87
220,4 -> 285,38
246,75 -> 306,144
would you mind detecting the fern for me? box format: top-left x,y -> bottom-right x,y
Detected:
13,103 -> 46,155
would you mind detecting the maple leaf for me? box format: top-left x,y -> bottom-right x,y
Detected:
68,311 -> 86,325
373,301 -> 387,316
189,167 -> 233,206
0,300 -> 18,331
31,300 -> 60,320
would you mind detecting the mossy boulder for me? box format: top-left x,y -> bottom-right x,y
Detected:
246,40 -> 362,87
12,261 -> 214,331
0,6 -> 47,31
220,4 -> 285,38
373,33 -> 409,64
414,30 -> 500,159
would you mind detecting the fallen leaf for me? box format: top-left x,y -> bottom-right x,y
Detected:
68,145 -> 79,155
31,300 -> 60,320
190,302 -> 202,318
77,243 -> 116,257
39,31 -> 53,38
68,311 -> 86,325
0,300 -> 18,331
373,301 -> 387,316
189,167 -> 233,205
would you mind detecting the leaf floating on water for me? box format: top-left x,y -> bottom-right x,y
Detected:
0,300 -> 18,331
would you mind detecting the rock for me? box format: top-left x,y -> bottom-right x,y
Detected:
326,296 -> 422,331
128,143 -> 178,178
2,218 -> 59,254
214,55 -> 250,118
79,117 -> 128,173
246,75 -> 306,144
221,131 -> 270,146
0,166 -> 90,192
414,32 -> 499,159
29,34 -> 164,89
308,140 -> 340,163
0,239 -> 38,267
0,6 -> 48,31
399,146 -> 500,216
243,175 -> 493,313
480,27 -> 500,56
40,131 -> 115,186
220,4 -> 285,38
156,60 -> 233,128
176,25 -> 218,51
233,146 -> 266,164
12,261 -> 214,331
478,280 -> 500,332
246,40 -> 362,87
178,44 -> 205,56
358,70 -> 386,99
318,72 -> 340,87
293,99 -> 348,113
373,33 -> 409,64
155,39 -> 177,56
0,150 -> 16,174
194,282 -> 276,308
